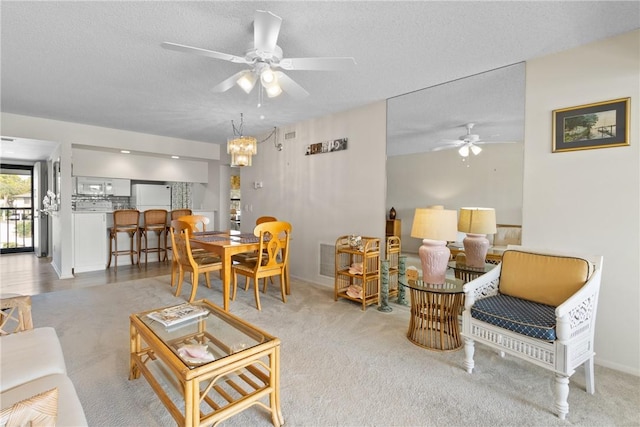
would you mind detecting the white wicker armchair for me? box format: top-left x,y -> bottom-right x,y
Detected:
461,245 -> 603,420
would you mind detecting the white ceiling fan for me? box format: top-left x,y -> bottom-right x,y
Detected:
434,123 -> 515,157
162,10 -> 356,99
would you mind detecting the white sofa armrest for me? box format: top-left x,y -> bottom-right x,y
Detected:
462,263 -> 502,310
0,327 -> 67,392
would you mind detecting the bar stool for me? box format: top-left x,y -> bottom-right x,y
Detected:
107,209 -> 140,270
138,209 -> 168,266
164,209 -> 192,262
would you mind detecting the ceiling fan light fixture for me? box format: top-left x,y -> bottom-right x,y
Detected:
265,83 -> 283,98
236,71 -> 257,93
260,68 -> 276,85
163,10 -> 356,100
259,67 -> 282,97
470,144 -> 482,155
458,145 -> 470,157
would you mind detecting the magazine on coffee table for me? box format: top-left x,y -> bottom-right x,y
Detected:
147,303 -> 209,327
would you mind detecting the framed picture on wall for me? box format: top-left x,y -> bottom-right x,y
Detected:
552,97 -> 630,153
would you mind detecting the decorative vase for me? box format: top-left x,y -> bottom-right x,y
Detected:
389,207 -> 396,220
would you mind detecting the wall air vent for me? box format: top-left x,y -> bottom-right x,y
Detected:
284,131 -> 296,140
319,243 -> 335,277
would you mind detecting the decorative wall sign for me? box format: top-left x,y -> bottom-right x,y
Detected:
305,138 -> 348,156
552,98 -> 629,153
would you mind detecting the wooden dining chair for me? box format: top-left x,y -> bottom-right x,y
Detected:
232,216 -> 278,264
232,221 -> 291,310
169,214 -> 210,287
164,209 -> 193,261
177,214 -> 209,232
170,220 -> 222,303
256,216 -> 277,225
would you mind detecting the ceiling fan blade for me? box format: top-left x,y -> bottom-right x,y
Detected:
275,72 -> 309,98
161,42 -> 248,64
431,145 -> 459,152
277,57 -> 356,71
431,140 -> 463,151
476,140 -> 522,145
253,10 -> 282,54
211,71 -> 247,93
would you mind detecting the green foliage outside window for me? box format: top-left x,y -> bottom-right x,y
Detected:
16,221 -> 32,238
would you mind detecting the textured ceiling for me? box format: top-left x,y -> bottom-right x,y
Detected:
1,1 -> 639,160
387,62 -> 526,157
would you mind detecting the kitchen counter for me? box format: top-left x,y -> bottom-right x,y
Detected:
72,212 -> 108,273
71,209 -> 218,273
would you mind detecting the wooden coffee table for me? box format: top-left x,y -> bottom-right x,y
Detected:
129,299 -> 283,426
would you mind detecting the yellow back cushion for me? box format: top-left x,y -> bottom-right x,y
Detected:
500,250 -> 590,307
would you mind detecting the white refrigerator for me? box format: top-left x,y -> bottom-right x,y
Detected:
131,184 -> 171,211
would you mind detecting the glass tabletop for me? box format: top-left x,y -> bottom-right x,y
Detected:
137,300 -> 271,368
448,260 -> 496,274
401,277 -> 465,294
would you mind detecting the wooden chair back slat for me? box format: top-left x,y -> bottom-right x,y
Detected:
171,209 -> 192,220
177,215 -> 209,232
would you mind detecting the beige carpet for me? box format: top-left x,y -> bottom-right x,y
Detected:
31,276 -> 639,426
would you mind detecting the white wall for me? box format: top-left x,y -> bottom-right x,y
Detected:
48,141 -> 74,279
387,143 -> 524,253
72,148 -> 209,182
523,30 -> 639,374
239,102 -> 387,286
1,113 -> 220,160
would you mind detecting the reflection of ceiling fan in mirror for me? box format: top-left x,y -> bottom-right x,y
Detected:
162,10 -> 356,99
434,123 -> 517,157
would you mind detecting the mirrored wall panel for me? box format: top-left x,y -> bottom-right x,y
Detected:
386,63 -> 526,254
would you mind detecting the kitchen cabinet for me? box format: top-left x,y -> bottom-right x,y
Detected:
73,213 -> 108,273
74,177 -> 130,196
110,179 -> 131,196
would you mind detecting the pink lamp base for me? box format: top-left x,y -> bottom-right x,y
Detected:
418,239 -> 451,284
462,233 -> 490,268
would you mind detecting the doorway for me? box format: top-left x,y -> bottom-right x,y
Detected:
230,174 -> 241,230
0,164 -> 35,254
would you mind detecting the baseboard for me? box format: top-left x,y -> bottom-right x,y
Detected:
52,261 -> 74,279
595,357 -> 640,377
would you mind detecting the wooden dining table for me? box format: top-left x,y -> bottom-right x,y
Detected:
190,230 -> 290,311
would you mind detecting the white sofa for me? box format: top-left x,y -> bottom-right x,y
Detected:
0,296 -> 87,426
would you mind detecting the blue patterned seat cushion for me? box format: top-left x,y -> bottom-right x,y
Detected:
470,294 -> 556,341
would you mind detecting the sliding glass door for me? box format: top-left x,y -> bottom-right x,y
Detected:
0,164 -> 34,254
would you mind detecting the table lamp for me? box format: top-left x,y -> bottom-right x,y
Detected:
410,207 -> 458,284
458,207 -> 497,268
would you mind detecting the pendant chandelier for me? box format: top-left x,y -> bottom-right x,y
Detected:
227,113 -> 257,167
